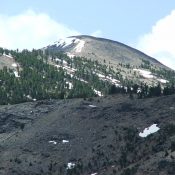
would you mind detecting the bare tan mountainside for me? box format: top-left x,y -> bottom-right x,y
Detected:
46,35 -> 174,85
47,35 -> 168,69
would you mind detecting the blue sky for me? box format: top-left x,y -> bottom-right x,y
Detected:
1,0 -> 175,69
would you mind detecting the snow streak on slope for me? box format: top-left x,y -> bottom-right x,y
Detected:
55,37 -> 75,48
74,39 -> 85,53
139,124 -> 160,137
133,69 -> 154,79
54,37 -> 85,53
67,162 -> 75,169
67,53 -> 75,58
14,71 -> 20,78
62,140 -> 69,143
12,63 -> 18,68
48,140 -> 57,145
96,73 -> 120,87
157,78 -> 169,84
3,53 -> 13,58
133,69 -> 168,83
50,57 -> 104,96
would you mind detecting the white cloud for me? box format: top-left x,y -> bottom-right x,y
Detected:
91,30 -> 103,37
137,10 -> 175,70
0,10 -> 80,50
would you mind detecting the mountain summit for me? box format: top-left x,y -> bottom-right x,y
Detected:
45,35 -> 173,85
47,35 -> 167,68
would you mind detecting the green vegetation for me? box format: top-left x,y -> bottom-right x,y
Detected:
0,47 -> 175,105
0,48 -> 120,104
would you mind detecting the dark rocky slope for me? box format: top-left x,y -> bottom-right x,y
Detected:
0,95 -> 175,174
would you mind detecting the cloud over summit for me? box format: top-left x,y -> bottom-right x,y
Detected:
0,10 -> 80,50
137,10 -> 175,70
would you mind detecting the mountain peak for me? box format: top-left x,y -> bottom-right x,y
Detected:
48,35 -> 168,69
45,35 -> 172,86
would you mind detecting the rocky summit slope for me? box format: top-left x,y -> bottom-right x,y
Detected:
46,35 -> 166,69
45,35 -> 175,86
0,94 -> 175,175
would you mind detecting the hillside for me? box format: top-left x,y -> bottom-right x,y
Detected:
46,35 -> 175,86
0,37 -> 175,105
46,35 -> 165,68
0,94 -> 175,174
0,36 -> 175,175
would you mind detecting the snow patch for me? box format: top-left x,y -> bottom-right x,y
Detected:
76,77 -> 88,83
62,140 -> 69,143
55,65 -> 61,69
139,124 -> 160,137
26,95 -> 36,101
74,39 -> 85,53
63,60 -> 67,65
96,73 -> 120,86
26,95 -> 32,100
137,87 -> 141,93
14,71 -> 20,77
66,82 -> 73,89
49,140 -> 57,145
67,53 -> 75,58
96,73 -> 105,79
55,58 -> 67,65
3,53 -> 13,58
157,78 -> 169,84
55,58 -> 61,62
67,162 -> 75,169
91,173 -> 98,175
133,69 -> 154,79
108,76 -> 120,86
124,86 -> 128,93
93,89 -> 103,97
55,64 -> 76,74
56,37 -> 75,48
12,63 -> 17,68
89,105 -> 97,108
